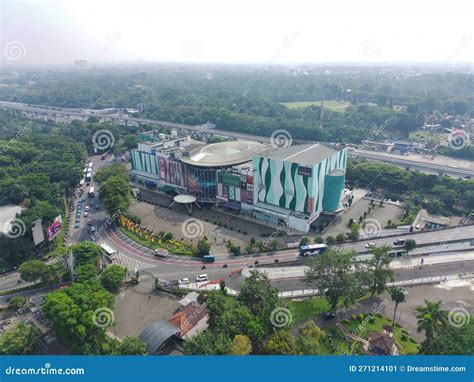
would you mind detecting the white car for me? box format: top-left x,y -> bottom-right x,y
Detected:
365,242 -> 375,248
84,212 -> 89,217
195,274 -> 208,282
179,278 -> 189,284
85,206 -> 90,212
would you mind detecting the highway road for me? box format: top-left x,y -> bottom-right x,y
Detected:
354,150 -> 473,178
2,101 -> 472,178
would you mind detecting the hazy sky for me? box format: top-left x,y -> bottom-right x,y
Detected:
1,0 -> 472,66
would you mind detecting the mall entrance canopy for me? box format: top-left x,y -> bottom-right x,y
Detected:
169,194 -> 201,215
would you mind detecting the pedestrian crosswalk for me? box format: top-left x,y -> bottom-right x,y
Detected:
112,252 -> 154,271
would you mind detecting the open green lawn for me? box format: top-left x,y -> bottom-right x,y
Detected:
280,100 -> 351,112
287,297 -> 331,323
288,292 -> 372,324
409,130 -> 441,144
341,314 -> 419,355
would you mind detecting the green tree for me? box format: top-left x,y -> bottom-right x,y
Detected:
237,271 -> 279,327
183,331 -> 232,355
230,334 -> 252,355
296,321 -> 325,355
0,322 -> 39,355
404,239 -> 417,253
120,336 -> 147,355
325,235 -> 336,245
196,238 -> 211,257
71,241 -> 102,266
18,260 -> 49,283
415,300 -> 448,350
264,330 -> 297,355
390,287 -> 406,324
304,249 -> 364,311
422,318 -> 474,355
95,164 -> 128,183
42,281 -> 115,354
314,236 -> 323,244
335,233 -> 346,243
101,264 -> 127,292
99,175 -> 131,217
299,236 -> 310,246
366,245 -> 394,296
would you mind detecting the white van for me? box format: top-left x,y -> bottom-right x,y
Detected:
195,274 -> 208,282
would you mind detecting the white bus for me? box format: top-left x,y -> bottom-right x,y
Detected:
88,186 -> 95,198
79,179 -> 85,187
299,244 -> 328,256
100,243 -> 117,259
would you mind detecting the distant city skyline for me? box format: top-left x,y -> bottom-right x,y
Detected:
1,0 -> 472,67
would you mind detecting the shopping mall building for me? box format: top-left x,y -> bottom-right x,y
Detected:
130,133 -> 347,232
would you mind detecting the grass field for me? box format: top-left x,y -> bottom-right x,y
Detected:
280,100 -> 351,112
409,130 -> 441,143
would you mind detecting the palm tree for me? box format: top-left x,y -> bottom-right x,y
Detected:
415,300 -> 448,349
390,287 -> 406,324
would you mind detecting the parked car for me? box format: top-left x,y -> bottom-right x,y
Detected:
74,223 -> 80,229
84,212 -> 89,217
87,220 -> 93,226
322,312 -> 336,320
96,202 -> 100,210
179,278 -> 189,284
195,274 -> 208,282
85,206 -> 90,212
90,226 -> 96,233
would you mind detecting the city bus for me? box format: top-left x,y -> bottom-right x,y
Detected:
88,186 -> 95,198
79,179 -> 85,187
299,244 -> 327,256
203,255 -> 215,263
85,171 -> 92,182
100,243 -> 117,260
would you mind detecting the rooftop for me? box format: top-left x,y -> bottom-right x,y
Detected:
138,320 -> 179,354
180,140 -> 268,168
262,143 -> 337,165
168,302 -> 208,338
